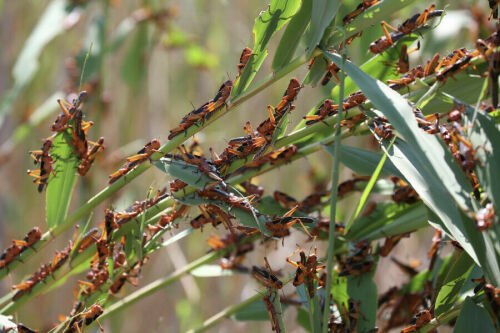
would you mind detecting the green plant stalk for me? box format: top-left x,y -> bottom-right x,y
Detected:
0,51 -> 318,281
186,277 -> 293,333
321,53 -> 345,333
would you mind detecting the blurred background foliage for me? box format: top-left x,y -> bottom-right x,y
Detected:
0,0 -> 497,332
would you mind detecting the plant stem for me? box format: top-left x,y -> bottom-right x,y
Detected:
321,52 -> 346,333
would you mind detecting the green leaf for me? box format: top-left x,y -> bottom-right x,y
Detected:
346,268 -> 378,333
306,0 -> 340,57
46,131 -> 79,229
231,0 -> 302,98
322,51 -> 497,282
153,157 -> 219,190
434,251 -> 474,316
272,0 -> 312,71
0,0 -> 76,126
454,297 -> 496,333
338,145 -> 403,178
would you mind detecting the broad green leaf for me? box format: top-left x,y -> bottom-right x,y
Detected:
190,265 -> 242,277
454,297 -> 496,333
346,268 -> 378,333
46,131 -> 79,229
153,157 -> 220,190
322,51 -> 497,282
0,0 -> 78,126
272,0 -> 312,70
231,0 -> 302,98
435,251 -> 474,316
305,0 -> 340,57
338,145 -> 403,178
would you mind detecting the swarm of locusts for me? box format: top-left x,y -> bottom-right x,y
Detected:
2,1 -> 500,332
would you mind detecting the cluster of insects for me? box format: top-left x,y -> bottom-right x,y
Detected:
5,1 -> 499,332
27,91 -> 104,192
